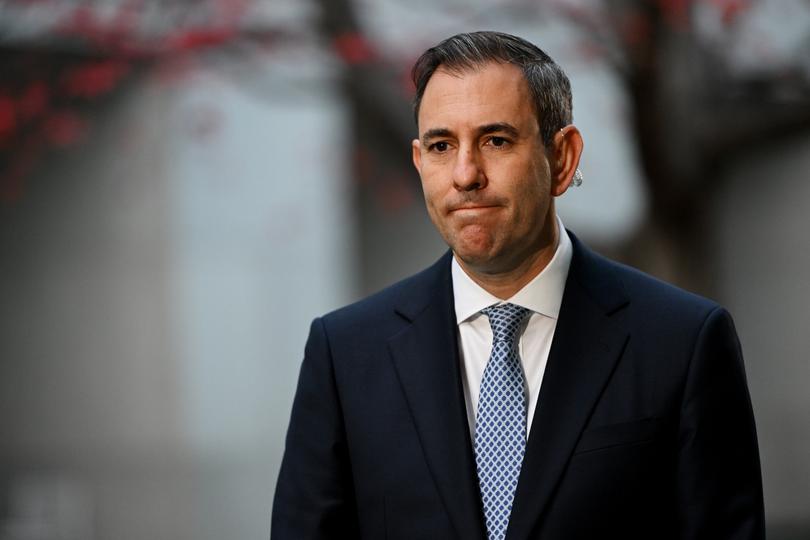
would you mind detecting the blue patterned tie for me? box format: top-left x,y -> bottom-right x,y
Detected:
475,303 -> 531,540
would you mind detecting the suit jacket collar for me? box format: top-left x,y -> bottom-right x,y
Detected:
388,234 -> 630,540
389,251 -> 487,540
507,232 -> 630,540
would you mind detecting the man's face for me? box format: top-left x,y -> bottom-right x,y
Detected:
412,61 -> 559,275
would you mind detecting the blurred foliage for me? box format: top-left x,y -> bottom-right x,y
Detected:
1,0 -> 809,291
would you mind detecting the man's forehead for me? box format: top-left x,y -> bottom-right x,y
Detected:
417,62 -> 536,133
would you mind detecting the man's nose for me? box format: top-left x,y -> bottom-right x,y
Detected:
452,146 -> 486,191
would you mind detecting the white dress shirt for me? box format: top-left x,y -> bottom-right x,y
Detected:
451,218 -> 573,438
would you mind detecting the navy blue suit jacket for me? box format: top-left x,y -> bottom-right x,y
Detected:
272,234 -> 764,539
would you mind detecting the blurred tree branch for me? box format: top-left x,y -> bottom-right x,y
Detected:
2,0 -> 809,294
559,0 -> 810,292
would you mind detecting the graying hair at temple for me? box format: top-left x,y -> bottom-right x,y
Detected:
411,30 -> 573,146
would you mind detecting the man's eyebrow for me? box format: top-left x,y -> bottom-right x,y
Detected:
421,128 -> 453,144
420,123 -> 520,145
478,123 -> 520,138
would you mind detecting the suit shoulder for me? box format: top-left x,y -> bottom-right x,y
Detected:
318,252 -> 450,333
575,242 -> 722,322
617,258 -> 715,309
573,246 -> 739,371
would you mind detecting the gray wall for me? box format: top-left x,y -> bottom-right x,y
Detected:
1,64 -> 355,540
713,135 -> 810,535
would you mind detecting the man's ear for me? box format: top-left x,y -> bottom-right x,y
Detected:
549,125 -> 584,197
411,139 -> 422,174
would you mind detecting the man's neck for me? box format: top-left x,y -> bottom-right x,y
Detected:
455,219 -> 560,300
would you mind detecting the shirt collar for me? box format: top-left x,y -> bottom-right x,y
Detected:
451,216 -> 573,324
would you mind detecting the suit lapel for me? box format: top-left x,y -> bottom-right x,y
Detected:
507,235 -> 630,540
388,252 -> 486,540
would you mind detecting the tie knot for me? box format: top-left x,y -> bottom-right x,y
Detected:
481,303 -> 531,344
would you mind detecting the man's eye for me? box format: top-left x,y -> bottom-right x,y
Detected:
430,141 -> 449,152
489,136 -> 508,147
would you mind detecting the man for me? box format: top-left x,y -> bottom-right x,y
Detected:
272,31 -> 764,539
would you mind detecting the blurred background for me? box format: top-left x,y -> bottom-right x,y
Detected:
1,0 -> 809,539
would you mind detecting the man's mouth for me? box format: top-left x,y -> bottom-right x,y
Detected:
449,204 -> 499,213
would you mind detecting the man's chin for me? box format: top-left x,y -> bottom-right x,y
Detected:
451,248 -> 502,275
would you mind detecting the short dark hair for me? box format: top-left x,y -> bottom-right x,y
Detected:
411,31 -> 572,146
